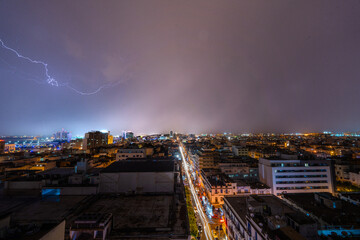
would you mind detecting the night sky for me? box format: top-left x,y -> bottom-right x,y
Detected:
1,0 -> 360,136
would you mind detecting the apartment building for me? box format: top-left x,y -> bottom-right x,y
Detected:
219,160 -> 258,180
194,148 -> 219,170
349,171 -> 360,186
335,164 -> 350,181
83,131 -> 109,151
201,170 -> 271,206
231,145 -> 249,156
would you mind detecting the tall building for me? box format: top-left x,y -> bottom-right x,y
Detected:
259,157 -> 335,196
0,140 -> 5,154
108,134 -> 113,144
83,131 -> 109,151
122,131 -> 134,139
53,129 -> 72,142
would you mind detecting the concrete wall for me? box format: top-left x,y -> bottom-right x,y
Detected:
42,186 -> 98,195
5,181 -> 42,190
99,172 -> 174,193
0,215 -> 10,239
116,152 -> 145,161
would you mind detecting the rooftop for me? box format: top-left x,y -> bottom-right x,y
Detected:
284,193 -> 360,227
224,196 -> 248,222
10,196 -> 89,223
79,194 -> 189,238
286,212 -> 316,225
101,159 -> 175,173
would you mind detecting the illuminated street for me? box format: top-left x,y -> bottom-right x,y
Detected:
180,144 -> 214,240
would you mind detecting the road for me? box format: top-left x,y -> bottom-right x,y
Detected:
179,144 -> 213,240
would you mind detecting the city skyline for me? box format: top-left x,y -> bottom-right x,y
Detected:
1,0 -> 360,135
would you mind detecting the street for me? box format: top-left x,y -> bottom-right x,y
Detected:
180,144 -> 213,240
180,144 -> 227,240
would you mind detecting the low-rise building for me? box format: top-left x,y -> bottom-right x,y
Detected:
116,148 -> 146,161
349,171 -> 360,186
201,170 -> 271,206
335,163 -> 350,181
283,192 -> 360,238
232,145 -> 248,156
218,157 -> 258,180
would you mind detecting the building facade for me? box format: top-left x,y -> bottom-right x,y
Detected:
0,140 -> 4,154
349,171 -> 360,186
201,171 -> 271,206
83,131 -> 109,151
232,146 -> 249,156
259,158 -> 335,196
99,160 -> 176,194
116,149 -> 146,161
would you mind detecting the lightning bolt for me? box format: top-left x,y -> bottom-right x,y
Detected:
0,38 -> 122,95
0,39 -> 59,87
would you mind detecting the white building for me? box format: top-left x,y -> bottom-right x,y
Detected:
116,149 -> 145,161
259,158 -> 335,196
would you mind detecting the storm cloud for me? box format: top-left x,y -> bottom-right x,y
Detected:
0,0 -> 360,135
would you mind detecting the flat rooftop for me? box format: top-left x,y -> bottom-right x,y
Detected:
224,196 -> 247,222
10,196 -> 88,223
101,160 -> 174,173
80,194 -> 189,238
0,197 -> 37,217
284,193 -> 360,227
85,195 -> 170,229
